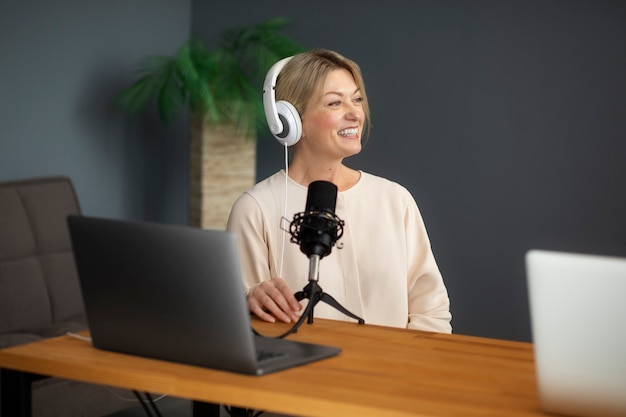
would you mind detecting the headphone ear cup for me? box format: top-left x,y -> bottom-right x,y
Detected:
275,100 -> 302,146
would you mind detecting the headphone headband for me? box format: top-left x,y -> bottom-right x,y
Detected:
263,57 -> 292,136
262,56 -> 302,146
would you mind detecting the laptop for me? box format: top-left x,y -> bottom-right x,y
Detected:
525,249 -> 626,417
67,215 -> 341,376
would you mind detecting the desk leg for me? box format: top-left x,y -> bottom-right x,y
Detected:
1,368 -> 34,417
1,369 -> 220,417
192,400 -> 220,417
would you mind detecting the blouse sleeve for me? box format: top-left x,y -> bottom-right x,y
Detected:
404,194 -> 453,333
226,192 -> 273,292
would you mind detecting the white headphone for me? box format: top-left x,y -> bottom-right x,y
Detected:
262,57 -> 302,146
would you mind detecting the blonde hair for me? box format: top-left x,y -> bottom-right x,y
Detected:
275,48 -> 371,139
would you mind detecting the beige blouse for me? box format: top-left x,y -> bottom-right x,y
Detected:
227,170 -> 452,333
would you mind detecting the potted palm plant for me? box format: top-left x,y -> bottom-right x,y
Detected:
117,17 -> 304,228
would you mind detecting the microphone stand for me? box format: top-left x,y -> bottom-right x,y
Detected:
292,254 -> 364,330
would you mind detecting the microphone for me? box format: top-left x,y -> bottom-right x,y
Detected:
289,180 -> 345,260
286,181 -> 364,328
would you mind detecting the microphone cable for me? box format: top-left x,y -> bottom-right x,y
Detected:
132,390 -> 164,417
240,143 -> 289,417
251,291 -> 320,339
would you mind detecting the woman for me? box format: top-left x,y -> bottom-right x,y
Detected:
227,48 -> 451,333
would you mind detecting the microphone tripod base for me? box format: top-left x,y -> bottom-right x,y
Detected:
294,281 -> 365,325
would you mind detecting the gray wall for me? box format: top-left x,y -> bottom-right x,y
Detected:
0,0 -> 190,224
193,1 -> 626,341
1,1 -> 624,342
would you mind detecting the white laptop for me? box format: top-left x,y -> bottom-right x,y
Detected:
525,249 -> 626,417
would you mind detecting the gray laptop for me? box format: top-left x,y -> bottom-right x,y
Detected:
67,215 -> 340,376
525,249 -> 626,417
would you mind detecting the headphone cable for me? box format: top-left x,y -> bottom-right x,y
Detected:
278,142 -> 289,278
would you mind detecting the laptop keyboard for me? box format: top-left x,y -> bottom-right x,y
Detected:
256,349 -> 286,363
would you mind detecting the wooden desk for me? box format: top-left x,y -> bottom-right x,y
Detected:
0,319 -> 545,417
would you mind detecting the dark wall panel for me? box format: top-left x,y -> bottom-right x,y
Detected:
0,1 -> 191,224
193,1 -> 626,342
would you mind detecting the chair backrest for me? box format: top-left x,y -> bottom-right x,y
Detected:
0,176 -> 84,345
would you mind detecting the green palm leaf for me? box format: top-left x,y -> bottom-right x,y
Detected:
116,17 -> 305,134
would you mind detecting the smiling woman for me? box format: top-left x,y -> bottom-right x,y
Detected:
294,67 -> 365,169
226,48 -> 452,335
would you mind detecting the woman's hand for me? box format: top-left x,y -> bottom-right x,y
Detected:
247,277 -> 302,323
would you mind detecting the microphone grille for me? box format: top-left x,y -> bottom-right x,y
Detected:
305,181 -> 338,214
